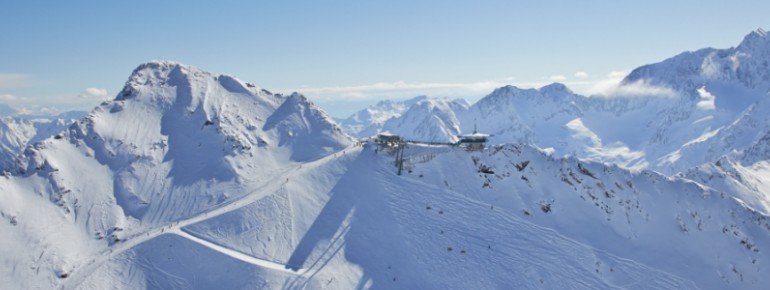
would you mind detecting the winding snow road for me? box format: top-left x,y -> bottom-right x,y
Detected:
172,229 -> 306,275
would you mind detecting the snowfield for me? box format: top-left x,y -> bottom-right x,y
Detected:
1,29 -> 770,290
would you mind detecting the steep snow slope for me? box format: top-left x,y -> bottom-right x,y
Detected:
683,157 -> 770,215
0,61 -> 350,289
663,90 -> 770,173
681,130 -> 770,215
0,112 -> 86,171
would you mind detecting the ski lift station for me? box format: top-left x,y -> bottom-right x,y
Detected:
372,130 -> 489,175
456,132 -> 489,151
373,130 -> 489,151
374,132 -> 403,146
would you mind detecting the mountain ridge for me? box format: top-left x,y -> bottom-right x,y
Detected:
346,29 -> 770,176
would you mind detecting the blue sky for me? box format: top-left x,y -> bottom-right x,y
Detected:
1,1 -> 769,117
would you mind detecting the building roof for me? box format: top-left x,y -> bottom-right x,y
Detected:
458,133 -> 489,143
460,132 -> 490,138
377,131 -> 398,137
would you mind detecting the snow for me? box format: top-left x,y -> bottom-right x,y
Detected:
392,143 -> 768,288
76,234 -> 300,289
0,112 -> 85,171
2,29 -> 770,289
0,61 -> 351,289
339,96 -> 429,138
360,30 -> 770,176
340,96 -> 469,142
57,140 -> 770,288
174,229 -> 306,275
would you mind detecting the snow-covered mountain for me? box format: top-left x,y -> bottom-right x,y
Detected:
339,96 -> 469,139
0,112 -> 86,171
0,61 -> 351,289
623,28 -> 770,93
370,29 -> 770,175
2,29 -> 770,289
338,96 -> 424,137
379,97 -> 469,142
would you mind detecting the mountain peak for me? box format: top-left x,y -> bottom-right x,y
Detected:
738,27 -> 769,48
405,95 -> 429,104
134,60 -> 185,71
494,84 -> 524,92
539,82 -> 572,94
128,60 -> 196,82
485,85 -> 529,99
117,61 -> 200,101
282,92 -> 315,109
118,61 -> 265,104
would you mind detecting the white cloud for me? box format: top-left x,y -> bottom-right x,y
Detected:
0,87 -> 112,116
281,78 -> 538,102
15,106 -> 63,116
696,86 -> 716,110
607,80 -> 676,97
0,73 -> 32,89
588,75 -> 676,97
0,94 -> 24,103
607,70 -> 628,78
583,70 -> 630,95
78,87 -> 109,101
549,75 -> 567,81
574,71 -> 589,79
564,70 -> 677,97
282,69 -> 678,104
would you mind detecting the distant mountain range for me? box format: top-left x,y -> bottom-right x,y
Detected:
340,29 -> 770,175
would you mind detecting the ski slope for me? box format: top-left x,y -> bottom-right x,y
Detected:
174,229 -> 306,275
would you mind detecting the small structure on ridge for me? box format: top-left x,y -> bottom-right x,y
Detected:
456,122 -> 489,151
375,132 -> 402,147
